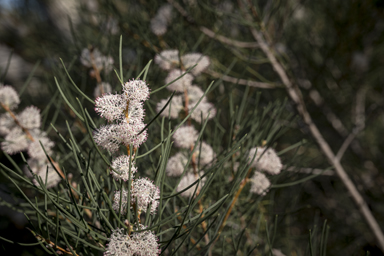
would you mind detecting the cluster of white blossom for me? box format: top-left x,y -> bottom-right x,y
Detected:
155,50 -> 215,123
96,79 -> 160,255
154,49 -> 216,198
104,226 -> 160,256
93,79 -> 149,152
150,4 -> 173,36
247,147 -> 283,196
0,84 -> 60,188
94,82 -> 112,98
80,48 -> 114,73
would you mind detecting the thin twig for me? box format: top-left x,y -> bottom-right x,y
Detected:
199,27 -> 259,48
27,228 -> 79,256
204,70 -> 278,89
241,2 -> 384,251
213,167 -> 253,245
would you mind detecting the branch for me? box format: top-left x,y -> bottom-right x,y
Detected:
199,27 -> 259,48
204,70 -> 278,89
241,3 -> 384,251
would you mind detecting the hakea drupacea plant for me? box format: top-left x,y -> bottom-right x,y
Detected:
93,78 -> 160,255
0,84 -> 61,188
154,49 -> 216,197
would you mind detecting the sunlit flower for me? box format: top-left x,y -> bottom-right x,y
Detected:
122,79 -> 150,103
111,155 -> 137,181
95,94 -> 126,122
113,189 -> 128,214
131,178 -> 160,214
129,224 -> 160,256
104,226 -> 160,256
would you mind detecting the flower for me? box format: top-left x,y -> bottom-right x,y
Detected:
113,189 -> 128,214
131,178 -> 160,214
173,125 -> 198,149
122,79 -> 150,102
150,17 -> 168,36
166,152 -> 188,176
177,172 -> 205,197
93,124 -> 122,152
194,141 -> 216,166
94,82 -> 112,98
181,53 -> 210,75
154,50 -> 180,70
0,113 -> 15,136
0,84 -> 20,110
27,133 -> 55,160
104,226 -> 160,256
95,94 -> 126,122
187,85 -> 206,105
248,147 -> 283,175
1,127 -> 29,154
17,106 -> 41,129
80,48 -> 114,72
94,123 -> 148,152
189,102 -> 216,123
111,155 -> 137,181
156,95 -> 183,119
25,158 -> 61,189
150,4 -> 173,36
165,69 -> 193,92
117,122 -> 148,148
104,228 -> 130,256
249,171 -> 270,196
129,224 -> 160,256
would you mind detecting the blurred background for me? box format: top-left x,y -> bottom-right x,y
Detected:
1,0 -> 384,255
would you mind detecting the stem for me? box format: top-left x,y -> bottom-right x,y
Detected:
213,167 -> 253,244
241,2 -> 384,251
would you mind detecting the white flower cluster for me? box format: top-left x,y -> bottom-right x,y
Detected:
150,4 -> 173,36
93,79 -> 149,152
154,50 -> 216,198
155,50 -> 210,76
104,226 -> 160,256
249,172 -> 270,196
248,147 -> 282,175
99,78 -> 160,255
80,48 -> 114,73
246,146 -> 283,196
131,178 -> 160,215
155,50 -> 215,123
94,82 -> 112,98
0,84 -> 60,188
